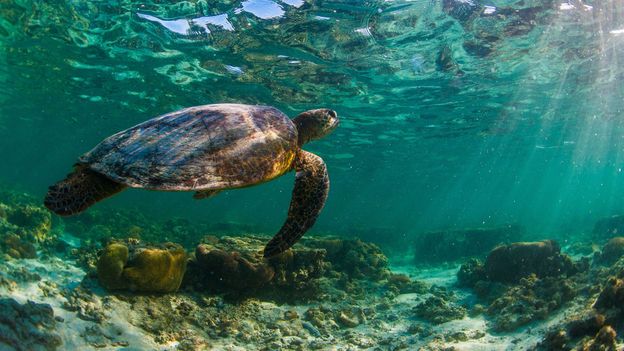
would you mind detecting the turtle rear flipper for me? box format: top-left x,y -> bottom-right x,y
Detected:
44,166 -> 126,216
263,150 -> 329,258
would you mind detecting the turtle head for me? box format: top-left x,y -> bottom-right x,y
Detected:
293,109 -> 339,145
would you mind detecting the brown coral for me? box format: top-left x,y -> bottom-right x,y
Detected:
96,242 -> 187,293
96,243 -> 129,290
123,243 -> 187,293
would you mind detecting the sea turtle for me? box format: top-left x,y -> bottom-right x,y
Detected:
44,104 -> 339,257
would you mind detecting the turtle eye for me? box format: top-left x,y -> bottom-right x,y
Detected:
327,110 -> 337,119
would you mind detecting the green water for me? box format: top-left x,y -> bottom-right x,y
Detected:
1,0 -> 624,245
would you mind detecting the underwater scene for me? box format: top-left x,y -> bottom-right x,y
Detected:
2,0 -> 624,349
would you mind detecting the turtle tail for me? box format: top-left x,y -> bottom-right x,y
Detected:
44,165 -> 126,216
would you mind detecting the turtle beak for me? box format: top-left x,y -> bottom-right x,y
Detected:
328,110 -> 339,130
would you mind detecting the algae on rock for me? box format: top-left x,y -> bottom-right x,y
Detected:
0,200 -> 56,259
414,295 -> 467,325
485,240 -> 578,283
0,298 -> 62,351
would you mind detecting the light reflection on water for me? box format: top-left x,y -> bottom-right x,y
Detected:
239,0 -> 284,19
136,0 -> 305,36
137,13 -> 234,35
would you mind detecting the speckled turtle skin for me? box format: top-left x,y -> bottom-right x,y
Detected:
81,104 -> 298,191
44,103 -> 338,258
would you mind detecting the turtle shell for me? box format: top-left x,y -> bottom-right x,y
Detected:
79,104 -> 299,191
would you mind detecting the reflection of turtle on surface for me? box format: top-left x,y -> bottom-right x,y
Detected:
44,104 -> 339,257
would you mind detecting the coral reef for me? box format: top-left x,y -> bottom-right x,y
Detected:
457,240 -> 587,332
414,224 -> 525,263
0,298 -> 62,351
96,241 -> 187,293
303,238 -> 390,281
13,187 -> 624,349
185,235 -> 394,301
538,316 -> 618,351
487,275 -> 576,332
185,235 -> 326,298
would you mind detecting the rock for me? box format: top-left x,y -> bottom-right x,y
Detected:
283,310 -> 298,320
567,312 -> 606,338
0,298 -> 62,351
385,274 -> 428,295
538,312 -> 608,350
484,240 -> 577,283
457,258 -> 486,288
304,307 -> 328,329
96,242 -> 187,293
1,233 -> 37,259
336,310 -> 360,328
414,224 -> 524,263
583,326 -> 617,351
593,278 -> 624,312
590,325 -> 617,351
413,296 -> 466,324
407,324 -> 424,335
446,331 -> 469,342
186,236 -> 324,297
593,215 -> 624,241
193,245 -> 275,290
598,237 -> 624,264
538,329 -> 570,350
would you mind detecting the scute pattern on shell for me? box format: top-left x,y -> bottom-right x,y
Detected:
79,104 -> 298,191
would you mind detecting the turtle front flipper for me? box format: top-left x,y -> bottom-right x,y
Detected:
44,165 -> 126,216
193,190 -> 221,200
263,150 -> 329,258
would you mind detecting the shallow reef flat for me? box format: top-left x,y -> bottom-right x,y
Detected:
1,189 -> 624,350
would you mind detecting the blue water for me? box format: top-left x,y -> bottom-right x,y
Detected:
2,1 -> 624,245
